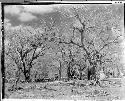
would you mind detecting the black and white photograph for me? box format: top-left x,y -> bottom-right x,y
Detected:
1,2 -> 125,100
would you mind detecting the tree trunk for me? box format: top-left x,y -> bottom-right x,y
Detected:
24,68 -> 31,83
87,66 -> 96,80
79,71 -> 82,80
79,66 -> 83,80
67,62 -> 72,81
88,68 -> 91,80
59,62 -> 62,81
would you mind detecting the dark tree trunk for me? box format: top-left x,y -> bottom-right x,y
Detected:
87,66 -> 96,80
24,69 -> 31,83
67,62 -> 72,81
79,66 -> 83,80
59,62 -> 62,81
88,68 -> 91,80
79,71 -> 82,80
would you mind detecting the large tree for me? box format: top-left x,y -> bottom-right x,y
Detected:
5,26 -> 51,83
57,4 -> 123,80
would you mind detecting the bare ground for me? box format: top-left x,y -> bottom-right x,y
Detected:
5,78 -> 124,100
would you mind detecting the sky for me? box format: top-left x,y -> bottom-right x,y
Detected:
4,5 -> 62,27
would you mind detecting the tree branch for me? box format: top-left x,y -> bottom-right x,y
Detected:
99,35 -> 121,52
23,48 -> 33,59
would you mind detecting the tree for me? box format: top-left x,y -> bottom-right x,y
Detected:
57,4 -> 123,80
5,26 -> 50,83
4,4 -> 123,86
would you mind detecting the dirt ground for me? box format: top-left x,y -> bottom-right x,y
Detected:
4,78 -> 125,100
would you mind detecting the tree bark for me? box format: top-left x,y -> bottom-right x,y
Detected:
87,66 -> 96,80
67,62 -> 72,81
24,68 -> 31,83
79,71 -> 82,80
59,61 -> 62,81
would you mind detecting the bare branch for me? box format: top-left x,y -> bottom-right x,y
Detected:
32,52 -> 45,61
59,39 -> 82,48
99,35 -> 121,52
23,48 -> 33,58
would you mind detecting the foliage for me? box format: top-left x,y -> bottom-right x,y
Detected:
5,4 -> 123,86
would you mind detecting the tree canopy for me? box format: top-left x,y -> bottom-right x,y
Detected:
4,4 -> 124,84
